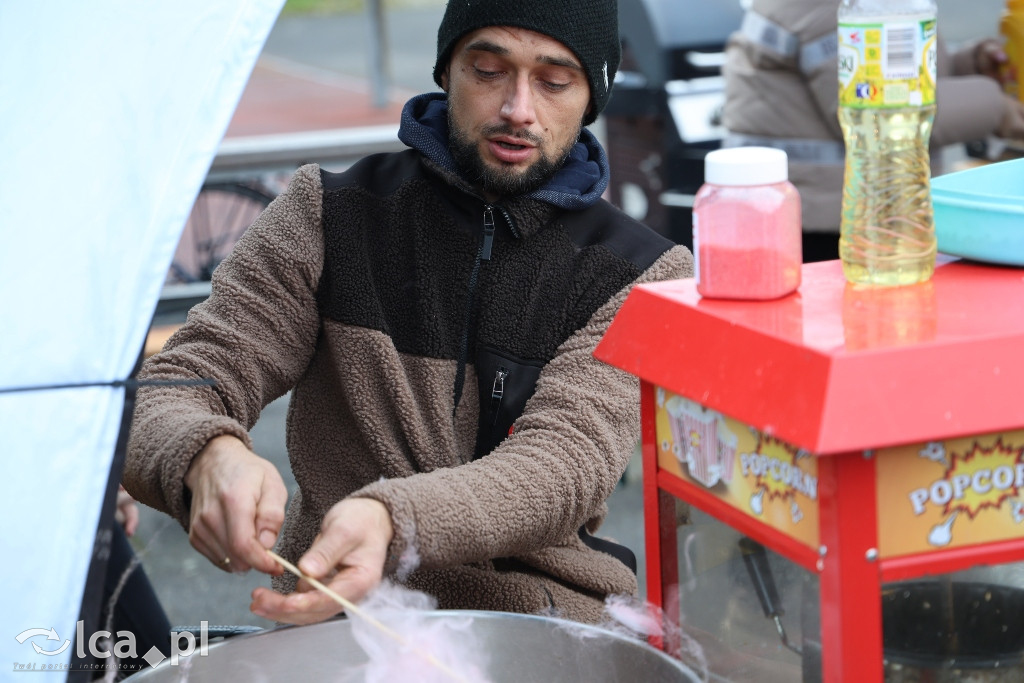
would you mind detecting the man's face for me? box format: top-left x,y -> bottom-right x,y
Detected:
442,26 -> 592,201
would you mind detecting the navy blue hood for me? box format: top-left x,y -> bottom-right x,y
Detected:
397,93 -> 609,211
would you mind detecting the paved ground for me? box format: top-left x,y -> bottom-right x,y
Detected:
223,4 -> 445,137
127,0 -> 1010,656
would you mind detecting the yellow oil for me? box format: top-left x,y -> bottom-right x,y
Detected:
838,105 -> 937,286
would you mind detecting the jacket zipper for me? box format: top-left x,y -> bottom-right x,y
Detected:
452,205 -> 501,417
490,366 -> 508,425
481,207 -> 496,260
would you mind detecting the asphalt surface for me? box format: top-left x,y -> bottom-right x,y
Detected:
126,0 -> 1009,656
261,3 -> 444,97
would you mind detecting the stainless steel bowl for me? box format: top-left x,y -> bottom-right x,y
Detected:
127,610 -> 699,682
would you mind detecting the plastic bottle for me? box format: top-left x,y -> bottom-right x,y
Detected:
1001,0 -> 1024,101
692,147 -> 802,300
837,0 -> 938,286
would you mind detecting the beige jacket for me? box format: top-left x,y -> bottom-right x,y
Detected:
722,0 -> 1004,231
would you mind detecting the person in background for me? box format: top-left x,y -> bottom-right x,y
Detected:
721,0 -> 1024,262
124,0 -> 692,626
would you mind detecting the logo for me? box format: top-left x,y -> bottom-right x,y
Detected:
15,629 -> 68,657
855,83 -> 876,99
13,621 -> 211,673
909,439 -> 1024,547
739,435 -> 817,522
837,44 -> 859,89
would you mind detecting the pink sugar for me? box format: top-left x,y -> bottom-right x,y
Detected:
696,244 -> 801,300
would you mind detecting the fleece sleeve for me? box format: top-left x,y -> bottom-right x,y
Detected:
123,164 -> 325,527
354,245 -> 694,574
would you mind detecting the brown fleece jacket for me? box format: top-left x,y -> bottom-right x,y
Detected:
125,154 -> 692,623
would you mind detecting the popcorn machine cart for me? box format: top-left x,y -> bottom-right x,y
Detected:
594,259 -> 1024,682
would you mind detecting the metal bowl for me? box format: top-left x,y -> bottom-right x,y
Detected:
127,610 -> 700,682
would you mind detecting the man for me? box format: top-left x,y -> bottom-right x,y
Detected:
722,0 -> 1024,262
125,0 -> 692,626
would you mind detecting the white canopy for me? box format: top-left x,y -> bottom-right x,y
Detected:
0,0 -> 284,675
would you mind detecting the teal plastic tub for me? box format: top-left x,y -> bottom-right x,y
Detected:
931,158 -> 1024,266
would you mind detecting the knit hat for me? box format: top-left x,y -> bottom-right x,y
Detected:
433,0 -> 621,126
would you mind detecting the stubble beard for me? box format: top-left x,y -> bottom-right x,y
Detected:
447,102 -> 581,199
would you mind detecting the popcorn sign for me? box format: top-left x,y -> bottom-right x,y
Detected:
878,431 -> 1024,556
655,388 -> 820,550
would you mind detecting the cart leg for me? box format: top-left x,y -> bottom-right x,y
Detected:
658,491 -> 682,655
641,382 -> 681,653
817,451 -> 883,682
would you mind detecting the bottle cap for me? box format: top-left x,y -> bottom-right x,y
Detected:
704,146 -> 789,186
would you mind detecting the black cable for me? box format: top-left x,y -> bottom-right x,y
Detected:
0,378 -> 216,394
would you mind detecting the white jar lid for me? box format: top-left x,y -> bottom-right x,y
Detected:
704,146 -> 789,186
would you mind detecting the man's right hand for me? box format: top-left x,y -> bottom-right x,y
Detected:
184,434 -> 287,576
998,94 -> 1024,141
974,39 -> 1011,84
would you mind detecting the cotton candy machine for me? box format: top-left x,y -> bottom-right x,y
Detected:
737,535 -> 1024,682
882,581 -> 1024,682
126,610 -> 700,682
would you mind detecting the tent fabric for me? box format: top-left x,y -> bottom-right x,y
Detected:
0,0 -> 284,676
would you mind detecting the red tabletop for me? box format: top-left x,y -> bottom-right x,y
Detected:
595,258 -> 1024,455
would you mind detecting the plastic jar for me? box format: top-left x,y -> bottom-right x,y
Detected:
692,147 -> 802,300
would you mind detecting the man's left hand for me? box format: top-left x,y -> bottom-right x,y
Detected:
115,485 -> 140,537
975,39 -> 1012,84
250,497 -> 394,625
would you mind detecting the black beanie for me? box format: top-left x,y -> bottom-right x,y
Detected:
433,0 -> 620,126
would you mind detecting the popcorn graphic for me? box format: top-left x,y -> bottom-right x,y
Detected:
1011,499 -> 1024,525
919,441 -> 947,465
666,396 -> 720,487
790,501 -> 803,524
716,421 -> 738,484
750,489 -> 765,515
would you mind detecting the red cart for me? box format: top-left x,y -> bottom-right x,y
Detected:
595,259 -> 1024,682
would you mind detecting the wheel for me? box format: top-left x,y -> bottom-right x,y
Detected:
166,181 -> 276,285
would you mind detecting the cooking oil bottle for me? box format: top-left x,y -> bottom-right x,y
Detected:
837,0 -> 938,286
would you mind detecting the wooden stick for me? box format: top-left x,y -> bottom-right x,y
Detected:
265,550 -> 469,683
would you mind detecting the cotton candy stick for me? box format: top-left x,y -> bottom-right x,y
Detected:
265,550 -> 469,683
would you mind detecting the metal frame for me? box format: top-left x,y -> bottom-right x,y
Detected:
206,125 -> 403,181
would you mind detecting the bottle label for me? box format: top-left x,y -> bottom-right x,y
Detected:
838,18 -> 937,108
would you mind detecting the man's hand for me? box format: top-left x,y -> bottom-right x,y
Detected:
184,434 -> 287,575
250,497 -> 393,625
998,94 -> 1024,141
975,39 -> 1012,85
115,485 -> 140,537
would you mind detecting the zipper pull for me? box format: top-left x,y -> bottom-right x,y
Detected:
482,207 -> 496,260
490,366 -> 508,425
